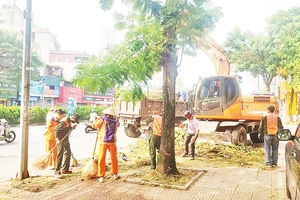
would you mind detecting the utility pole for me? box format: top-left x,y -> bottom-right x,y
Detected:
18,0 -> 32,179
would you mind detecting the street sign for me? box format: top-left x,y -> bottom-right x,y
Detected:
67,97 -> 76,116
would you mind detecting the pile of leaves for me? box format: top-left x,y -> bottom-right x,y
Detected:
195,141 -> 265,167
175,128 -> 265,167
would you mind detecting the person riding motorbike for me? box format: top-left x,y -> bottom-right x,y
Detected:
85,109 -> 98,133
0,119 -> 7,136
89,109 -> 98,123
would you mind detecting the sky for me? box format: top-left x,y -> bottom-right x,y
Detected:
3,0 -> 300,88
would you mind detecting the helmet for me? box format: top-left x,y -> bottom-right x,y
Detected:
91,109 -> 95,112
184,110 -> 193,118
0,119 -> 7,125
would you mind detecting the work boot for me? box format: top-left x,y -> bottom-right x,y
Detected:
113,174 -> 120,180
54,172 -> 62,179
62,170 -> 72,174
98,177 -> 104,183
181,153 -> 188,157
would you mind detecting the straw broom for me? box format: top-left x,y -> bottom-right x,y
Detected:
33,129 -> 73,170
82,136 -> 98,179
71,152 -> 78,167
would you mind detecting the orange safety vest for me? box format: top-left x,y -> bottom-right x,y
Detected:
152,115 -> 162,136
265,113 -> 279,135
44,117 -> 59,141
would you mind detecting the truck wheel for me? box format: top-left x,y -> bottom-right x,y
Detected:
250,132 -> 263,143
124,125 -> 142,138
231,126 -> 247,145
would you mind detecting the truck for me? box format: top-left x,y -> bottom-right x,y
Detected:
117,97 -> 190,138
117,30 -> 279,145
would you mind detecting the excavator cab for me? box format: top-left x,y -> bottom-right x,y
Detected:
194,76 -> 240,117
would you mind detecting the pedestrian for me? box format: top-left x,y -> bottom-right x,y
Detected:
181,110 -> 199,160
148,111 -> 162,170
89,109 -> 98,123
54,113 -> 80,178
46,107 -> 55,121
258,105 -> 283,167
44,109 -> 65,170
92,107 -> 119,183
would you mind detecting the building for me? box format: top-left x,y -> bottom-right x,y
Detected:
49,50 -> 88,81
0,3 -> 23,33
32,26 -> 61,63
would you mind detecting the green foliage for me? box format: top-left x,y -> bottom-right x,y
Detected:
99,0 -> 114,11
0,30 -> 44,89
74,105 -> 107,120
74,0 -> 222,103
224,28 -> 277,91
29,106 -> 48,124
0,105 -> 108,125
73,14 -> 164,102
0,105 -> 20,124
175,128 -> 186,147
266,7 -> 300,88
224,7 -> 300,92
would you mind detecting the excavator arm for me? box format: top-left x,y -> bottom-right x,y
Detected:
196,30 -> 230,75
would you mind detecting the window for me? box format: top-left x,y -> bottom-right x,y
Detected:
224,78 -> 237,103
49,86 -> 55,90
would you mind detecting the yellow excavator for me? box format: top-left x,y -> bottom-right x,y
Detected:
193,30 -> 279,144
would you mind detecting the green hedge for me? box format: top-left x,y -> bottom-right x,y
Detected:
0,105 -> 107,125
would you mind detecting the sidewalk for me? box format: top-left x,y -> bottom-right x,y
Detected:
0,151 -> 288,200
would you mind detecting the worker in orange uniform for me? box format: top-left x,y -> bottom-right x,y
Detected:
44,109 -> 65,170
92,107 -> 119,183
258,105 -> 283,168
148,111 -> 163,170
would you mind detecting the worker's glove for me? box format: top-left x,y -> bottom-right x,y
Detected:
258,132 -> 264,139
72,124 -> 77,130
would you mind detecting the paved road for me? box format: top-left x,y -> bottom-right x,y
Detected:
0,123 -> 141,181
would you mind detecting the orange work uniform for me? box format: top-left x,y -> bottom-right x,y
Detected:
92,116 -> 118,177
44,117 -> 59,167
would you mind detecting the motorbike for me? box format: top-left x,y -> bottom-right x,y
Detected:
84,121 -> 97,133
0,119 -> 16,143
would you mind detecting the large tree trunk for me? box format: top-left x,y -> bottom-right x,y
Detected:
156,12 -> 179,175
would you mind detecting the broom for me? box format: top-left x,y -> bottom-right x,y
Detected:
71,152 -> 78,167
81,136 -> 98,179
33,128 -> 73,170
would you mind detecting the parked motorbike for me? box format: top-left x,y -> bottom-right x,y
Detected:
84,121 -> 97,133
0,119 -> 16,143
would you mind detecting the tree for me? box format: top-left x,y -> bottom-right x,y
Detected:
0,30 -> 43,96
224,27 -> 279,92
266,7 -> 300,121
74,0 -> 221,175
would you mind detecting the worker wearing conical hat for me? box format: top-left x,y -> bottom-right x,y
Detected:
92,107 -> 120,183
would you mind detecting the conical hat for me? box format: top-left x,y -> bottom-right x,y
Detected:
102,107 -> 118,117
